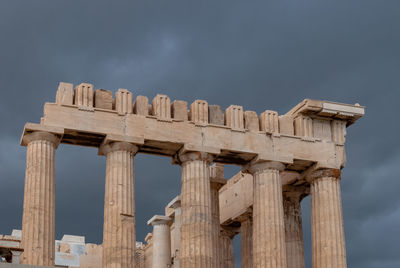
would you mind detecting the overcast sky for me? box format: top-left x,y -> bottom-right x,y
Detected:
0,1 -> 399,267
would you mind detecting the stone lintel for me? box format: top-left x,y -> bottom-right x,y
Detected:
287,99 -> 365,125
20,123 -> 64,147
180,143 -> 221,155
102,133 -> 144,146
147,215 -> 171,226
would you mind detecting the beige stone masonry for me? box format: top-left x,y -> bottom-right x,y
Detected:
283,187 -> 306,268
279,115 -> 294,135
171,100 -> 188,120
166,196 -> 182,268
20,131 -> 60,266
260,110 -> 279,133
331,120 -> 347,145
208,105 -> 224,125
179,152 -> 214,267
152,94 -> 171,120
94,89 -> 113,110
133,96 -> 149,116
100,142 -> 138,268
240,214 -> 253,268
220,228 -> 236,268
56,82 -> 74,105
248,161 -> 287,268
244,111 -> 259,132
115,89 -> 133,115
308,169 -> 347,268
209,163 -> 227,268
225,105 -> 244,130
147,215 -> 172,268
74,83 -> 94,108
190,100 -> 208,125
294,115 -> 313,138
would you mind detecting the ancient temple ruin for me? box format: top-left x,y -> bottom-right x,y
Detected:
2,82 -> 364,267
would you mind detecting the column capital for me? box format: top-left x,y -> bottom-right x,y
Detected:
177,151 -> 215,164
245,161 -> 285,175
220,226 -> 238,239
21,131 -> 61,148
147,215 -> 172,226
99,141 -> 139,156
210,163 -> 227,189
167,195 -> 181,210
306,168 -> 341,183
283,185 -> 309,202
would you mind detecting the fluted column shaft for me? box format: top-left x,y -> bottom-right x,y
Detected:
310,169 -> 346,268
148,216 -> 172,268
101,142 -> 138,268
283,190 -> 305,268
249,161 -> 287,268
220,228 -> 235,268
179,152 -> 214,268
241,215 -> 253,268
21,132 -> 59,266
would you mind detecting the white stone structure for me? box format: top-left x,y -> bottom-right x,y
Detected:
13,82 -> 364,267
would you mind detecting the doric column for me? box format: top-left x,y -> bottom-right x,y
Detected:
178,152 -> 214,268
167,196 -> 181,268
209,163 -> 227,268
20,131 -> 60,266
248,161 -> 287,268
283,187 -> 306,268
220,228 -> 235,268
240,214 -> 253,268
148,215 -> 172,268
100,142 -> 138,268
309,169 -> 347,268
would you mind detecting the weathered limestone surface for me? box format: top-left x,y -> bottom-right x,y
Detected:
260,110 -> 279,133
309,169 -> 347,268
244,111 -> 259,132
278,115 -> 294,136
133,96 -> 149,116
241,215 -> 253,268
166,196 -> 181,268
208,105 -> 224,125
74,83 -> 94,108
209,163 -> 226,268
171,100 -> 188,120
283,189 -> 306,268
20,132 -> 60,266
147,216 -> 172,268
225,105 -> 244,130
294,115 -> 313,138
248,161 -> 287,268
115,89 -> 133,115
190,100 -> 208,125
219,228 -> 235,268
152,94 -> 171,120
94,89 -> 113,110
179,152 -> 214,268
100,142 -> 138,268
56,82 -> 74,105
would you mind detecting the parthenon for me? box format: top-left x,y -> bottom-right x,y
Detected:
1,82 -> 364,267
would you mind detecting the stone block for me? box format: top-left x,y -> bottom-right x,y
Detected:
210,163 -> 224,179
244,110 -> 259,131
260,110 -> 279,133
74,83 -> 94,108
279,115 -> 294,135
190,100 -> 208,125
115,88 -> 133,115
171,100 -> 188,120
294,115 -> 313,137
11,229 -> 22,239
209,105 -> 224,125
225,105 -> 244,130
56,82 -> 74,105
152,94 -> 171,120
133,95 -> 149,116
94,89 -> 113,110
331,120 -> 347,144
313,119 -> 332,140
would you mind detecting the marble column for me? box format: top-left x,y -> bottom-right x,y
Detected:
241,214 -> 253,268
100,142 -> 138,268
283,188 -> 306,268
220,228 -> 235,268
248,161 -> 287,268
179,152 -> 214,268
167,196 -> 182,268
20,131 -> 60,266
148,215 -> 172,268
309,169 -> 347,268
209,163 -> 227,268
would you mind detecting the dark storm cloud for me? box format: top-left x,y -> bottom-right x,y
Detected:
1,1 -> 399,267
